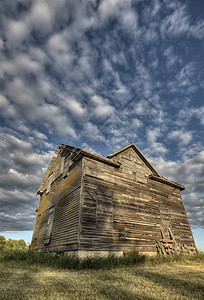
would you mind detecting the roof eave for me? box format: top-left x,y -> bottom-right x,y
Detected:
149,174 -> 185,191
73,149 -> 121,167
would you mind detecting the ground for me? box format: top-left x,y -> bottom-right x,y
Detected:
0,260 -> 204,300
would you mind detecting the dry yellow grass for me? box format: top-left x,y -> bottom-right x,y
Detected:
0,260 -> 204,300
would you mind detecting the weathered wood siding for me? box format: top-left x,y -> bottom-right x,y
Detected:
31,144 -> 195,255
79,148 -> 194,253
31,159 -> 82,252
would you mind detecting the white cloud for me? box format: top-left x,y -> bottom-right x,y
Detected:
4,0 -> 68,45
178,106 -> 204,127
99,0 -> 137,29
28,46 -> 48,64
47,30 -> 74,71
132,118 -> 142,128
64,98 -> 87,118
48,32 -> 69,54
161,5 -> 189,37
160,3 -> 204,40
144,128 -> 168,156
0,188 -> 38,231
83,122 -> 102,140
189,19 -> 204,40
99,0 -> 129,19
32,130 -> 48,141
7,20 -> 30,44
151,0 -> 161,17
3,53 -> 42,78
120,8 -> 138,29
0,38 -> 4,50
36,104 -> 76,136
163,46 -> 180,69
167,129 -> 193,145
7,78 -> 40,112
0,130 -> 55,197
91,95 -> 115,119
147,128 -> 161,143
29,0 -> 53,31
0,94 -> 9,109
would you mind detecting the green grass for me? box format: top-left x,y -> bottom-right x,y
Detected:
0,250 -> 147,270
0,251 -> 204,299
1,249 -> 203,270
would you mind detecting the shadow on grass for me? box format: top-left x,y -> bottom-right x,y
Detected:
134,268 -> 204,299
0,267 -> 36,300
0,264 -> 75,300
97,284 -> 154,300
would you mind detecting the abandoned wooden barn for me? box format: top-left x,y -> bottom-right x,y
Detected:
31,143 -> 198,256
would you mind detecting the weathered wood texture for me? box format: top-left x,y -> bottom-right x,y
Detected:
79,148 -> 195,253
31,144 -> 197,255
31,158 -> 82,251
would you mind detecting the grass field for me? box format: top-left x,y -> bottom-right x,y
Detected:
0,253 -> 204,300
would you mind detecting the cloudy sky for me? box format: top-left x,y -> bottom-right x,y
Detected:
0,0 -> 203,249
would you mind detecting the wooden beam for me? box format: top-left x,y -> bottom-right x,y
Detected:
149,174 -> 185,191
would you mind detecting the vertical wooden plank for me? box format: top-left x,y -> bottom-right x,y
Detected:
44,207 -> 55,245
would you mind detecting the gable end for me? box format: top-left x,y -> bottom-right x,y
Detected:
107,143 -> 161,177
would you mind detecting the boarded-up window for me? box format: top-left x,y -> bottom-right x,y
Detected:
44,207 -> 55,245
97,194 -> 113,232
63,157 -> 71,178
34,214 -> 41,239
46,173 -> 53,194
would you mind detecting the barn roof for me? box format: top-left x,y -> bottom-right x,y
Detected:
37,143 -> 185,194
61,144 -> 121,167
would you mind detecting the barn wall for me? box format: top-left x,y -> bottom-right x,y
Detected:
31,159 -> 82,252
79,148 -> 195,253
149,179 -> 195,246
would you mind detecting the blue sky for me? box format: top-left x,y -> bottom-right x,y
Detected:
0,0 -> 203,250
